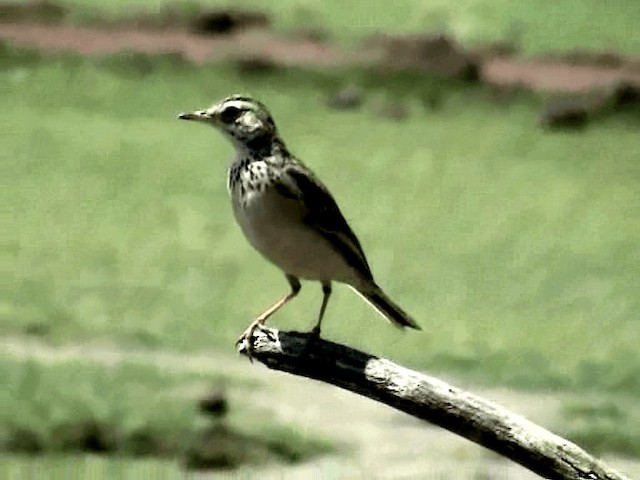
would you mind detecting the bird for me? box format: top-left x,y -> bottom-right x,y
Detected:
178,94 -> 420,355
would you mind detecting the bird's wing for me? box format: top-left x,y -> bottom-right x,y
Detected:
275,162 -> 374,281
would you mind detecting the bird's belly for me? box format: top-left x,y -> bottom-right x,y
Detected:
233,190 -> 356,283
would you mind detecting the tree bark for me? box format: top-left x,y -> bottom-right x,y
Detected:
238,328 -> 629,480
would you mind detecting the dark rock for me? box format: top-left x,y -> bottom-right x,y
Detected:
190,9 -> 269,35
198,390 -> 229,418
539,98 -> 591,129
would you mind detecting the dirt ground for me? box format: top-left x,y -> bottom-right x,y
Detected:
2,21 -> 640,93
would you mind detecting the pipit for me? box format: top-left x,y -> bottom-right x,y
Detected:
178,95 -> 420,354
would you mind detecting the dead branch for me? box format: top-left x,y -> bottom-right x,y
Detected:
238,328 -> 628,480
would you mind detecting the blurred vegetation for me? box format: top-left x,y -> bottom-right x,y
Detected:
4,45 -> 638,390
2,0 -> 640,472
0,357 -> 333,465
1,455 -> 180,480
561,399 -> 640,457
7,0 -> 638,54
2,359 -> 200,455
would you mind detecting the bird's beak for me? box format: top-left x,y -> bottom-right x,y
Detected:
177,110 -> 212,122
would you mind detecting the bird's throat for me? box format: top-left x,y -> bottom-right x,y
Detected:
241,134 -> 289,159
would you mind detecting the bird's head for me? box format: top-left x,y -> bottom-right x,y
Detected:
178,95 -> 279,150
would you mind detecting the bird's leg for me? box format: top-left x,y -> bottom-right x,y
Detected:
302,282 -> 331,356
310,281 -> 332,337
237,275 -> 301,358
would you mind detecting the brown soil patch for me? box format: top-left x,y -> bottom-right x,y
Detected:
0,23 -> 344,65
2,21 -> 640,93
483,57 -> 640,93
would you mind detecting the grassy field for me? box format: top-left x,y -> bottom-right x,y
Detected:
22,0 -> 640,54
3,41 -> 640,475
5,49 -> 639,384
1,455 -> 183,480
0,348 -> 334,469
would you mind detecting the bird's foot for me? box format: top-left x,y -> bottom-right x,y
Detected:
301,326 -> 321,357
309,326 -> 321,340
236,319 -> 268,362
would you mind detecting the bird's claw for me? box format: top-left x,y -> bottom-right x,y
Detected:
236,320 -> 267,361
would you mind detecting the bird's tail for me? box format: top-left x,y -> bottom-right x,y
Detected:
354,285 -> 421,330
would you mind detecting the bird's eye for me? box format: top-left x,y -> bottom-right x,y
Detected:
219,106 -> 241,124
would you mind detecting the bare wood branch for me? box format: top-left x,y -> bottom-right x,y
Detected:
238,328 -> 629,480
